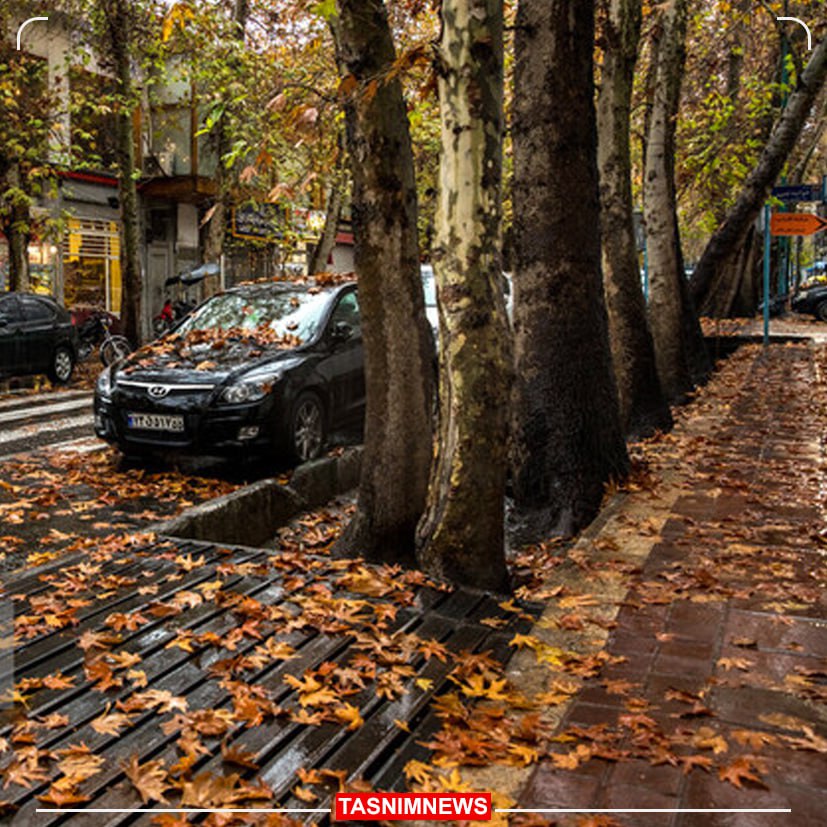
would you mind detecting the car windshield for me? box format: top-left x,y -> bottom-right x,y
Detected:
176,288 -> 331,343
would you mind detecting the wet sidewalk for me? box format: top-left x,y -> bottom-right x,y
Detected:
501,341 -> 827,827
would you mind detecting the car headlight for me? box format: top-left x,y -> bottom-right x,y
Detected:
219,373 -> 283,405
96,368 -> 113,399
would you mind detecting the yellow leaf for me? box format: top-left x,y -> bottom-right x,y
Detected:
334,703 -> 364,731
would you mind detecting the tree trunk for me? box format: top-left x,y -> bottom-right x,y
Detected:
511,0 -> 629,541
732,224 -> 760,316
3,161 -> 30,292
101,0 -> 142,344
597,0 -> 672,436
331,0 -> 434,567
643,0 -> 707,399
415,0 -> 511,592
692,36 -> 827,316
308,183 -> 343,274
203,0 -> 249,268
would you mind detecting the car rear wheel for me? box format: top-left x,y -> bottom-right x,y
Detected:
289,392 -> 326,463
49,346 -> 75,384
816,301 -> 827,322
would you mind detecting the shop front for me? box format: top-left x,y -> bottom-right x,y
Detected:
61,217 -> 122,313
0,234 -> 60,295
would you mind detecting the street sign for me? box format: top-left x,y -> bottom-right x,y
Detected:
770,183 -> 823,203
770,213 -> 827,237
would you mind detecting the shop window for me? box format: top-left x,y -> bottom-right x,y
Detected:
0,235 -> 58,294
62,219 -> 122,313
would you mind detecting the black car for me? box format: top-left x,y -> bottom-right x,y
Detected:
94,279 -> 365,462
791,282 -> 827,321
0,292 -> 79,383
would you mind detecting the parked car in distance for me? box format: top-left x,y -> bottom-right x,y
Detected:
0,292 -> 79,383
791,282 -> 827,321
421,264 -> 513,342
94,278 -> 365,463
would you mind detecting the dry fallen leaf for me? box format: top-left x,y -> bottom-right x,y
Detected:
122,755 -> 170,804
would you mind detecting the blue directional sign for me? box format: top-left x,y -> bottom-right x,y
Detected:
771,183 -> 823,203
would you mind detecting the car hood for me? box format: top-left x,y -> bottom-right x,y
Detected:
114,334 -> 305,386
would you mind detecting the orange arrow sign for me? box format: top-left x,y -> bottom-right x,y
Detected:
770,212 -> 827,236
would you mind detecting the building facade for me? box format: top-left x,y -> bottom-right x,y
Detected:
1,14 -> 353,340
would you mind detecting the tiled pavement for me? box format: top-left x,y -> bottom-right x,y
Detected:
517,343 -> 827,827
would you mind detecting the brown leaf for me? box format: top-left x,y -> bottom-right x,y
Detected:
679,754 -> 714,774
718,757 -> 768,789
784,726 -> 827,753
55,743 -> 104,783
220,742 -> 260,770
36,778 -> 90,806
122,755 -> 170,804
293,785 -> 318,803
716,656 -> 754,672
90,708 -> 135,736
179,772 -> 240,808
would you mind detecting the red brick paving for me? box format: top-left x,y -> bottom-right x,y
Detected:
518,343 -> 827,827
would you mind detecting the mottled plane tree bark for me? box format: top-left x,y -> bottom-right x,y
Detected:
643,0 -> 707,399
331,0 -> 435,566
416,0 -> 511,592
597,0 -> 672,436
511,0 -> 629,540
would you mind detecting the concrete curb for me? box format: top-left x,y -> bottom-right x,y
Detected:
153,446 -> 363,547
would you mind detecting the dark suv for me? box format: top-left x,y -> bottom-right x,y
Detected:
791,282 -> 827,321
0,293 -> 79,383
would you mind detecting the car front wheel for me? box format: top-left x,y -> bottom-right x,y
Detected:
816,301 -> 827,322
289,392 -> 326,463
49,346 -> 75,384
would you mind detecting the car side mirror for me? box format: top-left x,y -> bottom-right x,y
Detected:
330,321 -> 353,343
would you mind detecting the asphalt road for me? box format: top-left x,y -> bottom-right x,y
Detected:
0,389 -> 102,462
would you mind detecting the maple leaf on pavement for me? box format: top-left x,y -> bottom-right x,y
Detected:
221,742 -> 260,770
451,674 -> 511,701
679,754 -> 714,774
784,726 -> 827,753
42,672 -> 77,690
122,755 -> 170,804
55,743 -> 105,782
90,708 -> 136,736
293,785 -> 318,803
36,777 -> 91,806
717,656 -> 754,672
507,744 -> 540,766
718,757 -> 768,789
418,639 -> 448,662
732,729 -> 778,750
2,755 -> 49,789
77,630 -> 122,651
84,659 -> 123,692
284,673 -> 338,708
334,703 -> 364,731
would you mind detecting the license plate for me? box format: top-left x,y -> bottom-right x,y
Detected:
127,413 -> 185,432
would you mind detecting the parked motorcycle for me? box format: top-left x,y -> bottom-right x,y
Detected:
77,312 -> 133,366
153,262 -> 219,337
